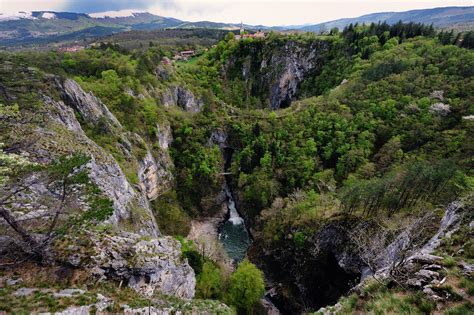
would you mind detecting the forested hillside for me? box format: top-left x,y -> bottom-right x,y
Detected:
0,21 -> 473,314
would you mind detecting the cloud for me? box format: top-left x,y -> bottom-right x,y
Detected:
147,0 -> 473,26
0,0 -> 64,13
62,0 -> 156,13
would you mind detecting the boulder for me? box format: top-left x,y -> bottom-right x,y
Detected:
90,232 -> 195,299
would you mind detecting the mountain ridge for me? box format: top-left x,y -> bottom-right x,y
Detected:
0,6 -> 473,47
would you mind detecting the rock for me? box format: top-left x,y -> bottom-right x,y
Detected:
261,297 -> 281,315
175,86 -> 203,112
458,261 -> 474,277
6,278 -> 22,286
463,115 -> 474,120
406,278 -> 423,288
138,151 -> 172,200
56,78 -> 122,131
208,129 -> 228,149
122,306 -> 174,315
423,287 -> 444,302
53,289 -> 85,298
137,124 -> 174,201
45,85 -> 160,236
224,39 -> 329,109
415,269 -> 439,281
429,102 -> 451,116
420,201 -> 464,254
90,233 -> 195,299
408,254 -> 443,265
155,64 -> 172,80
424,264 -> 442,271
160,86 -> 203,112
12,288 -> 37,296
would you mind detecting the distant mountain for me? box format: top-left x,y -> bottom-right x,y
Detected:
298,6 -> 474,32
0,10 -> 266,47
1,6 -> 473,47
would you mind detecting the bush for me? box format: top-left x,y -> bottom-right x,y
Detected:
226,259 -> 265,312
151,192 -> 191,237
196,262 -> 225,299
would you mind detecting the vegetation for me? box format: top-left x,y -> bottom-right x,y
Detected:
1,19 -> 473,314
226,260 -> 265,313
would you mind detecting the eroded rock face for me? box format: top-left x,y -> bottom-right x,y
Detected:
138,124 -> 174,200
57,78 -> 122,131
44,94 -> 159,236
91,232 -> 195,299
224,39 -> 330,109
160,86 -> 203,112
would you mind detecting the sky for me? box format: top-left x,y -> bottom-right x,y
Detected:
0,0 -> 473,26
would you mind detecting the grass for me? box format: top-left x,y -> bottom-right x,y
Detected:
444,302 -> 474,315
459,278 -> 474,296
441,256 -> 457,268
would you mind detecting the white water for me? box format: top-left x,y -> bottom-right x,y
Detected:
226,186 -> 244,225
219,182 -> 250,262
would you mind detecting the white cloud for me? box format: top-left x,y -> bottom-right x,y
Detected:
0,0 -> 65,13
148,0 -> 473,26
0,0 -> 472,25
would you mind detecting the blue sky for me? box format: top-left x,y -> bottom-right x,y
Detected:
1,0 -> 472,25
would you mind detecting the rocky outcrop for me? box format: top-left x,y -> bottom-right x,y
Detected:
224,39 -> 330,109
90,232 -> 195,299
138,123 -> 174,200
160,86 -> 203,112
43,94 -> 159,236
56,78 -> 122,131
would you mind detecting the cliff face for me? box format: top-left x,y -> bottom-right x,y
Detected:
224,39 -> 330,109
251,200 -> 471,314
1,65 -> 195,299
160,85 -> 203,112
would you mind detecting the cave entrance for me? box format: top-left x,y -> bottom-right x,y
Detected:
267,251 -> 361,314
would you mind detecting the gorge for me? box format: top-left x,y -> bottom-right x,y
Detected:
1,18 -> 473,315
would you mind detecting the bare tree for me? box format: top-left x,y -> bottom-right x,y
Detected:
348,212 -> 437,286
0,147 -> 89,265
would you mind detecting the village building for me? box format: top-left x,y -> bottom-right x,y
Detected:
234,23 -> 265,40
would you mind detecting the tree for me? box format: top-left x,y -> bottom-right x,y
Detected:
0,148 -> 90,264
348,212 -> 438,286
196,261 -> 225,299
226,259 -> 265,312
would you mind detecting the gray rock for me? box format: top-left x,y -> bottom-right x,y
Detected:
424,264 -> 442,271
12,288 -> 37,296
160,86 -> 203,112
423,287 -> 443,301
6,278 -> 22,286
45,85 -> 160,236
415,269 -> 439,280
56,78 -> 122,131
91,233 -> 195,299
53,289 -> 85,298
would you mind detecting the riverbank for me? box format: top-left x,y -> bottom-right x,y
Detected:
187,201 -> 234,273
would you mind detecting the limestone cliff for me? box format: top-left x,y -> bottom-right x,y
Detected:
223,39 -> 330,109
0,64 -> 195,299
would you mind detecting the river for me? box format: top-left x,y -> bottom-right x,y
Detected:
219,150 -> 251,262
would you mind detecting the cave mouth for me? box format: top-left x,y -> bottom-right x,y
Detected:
268,251 -> 361,314
306,252 -> 361,309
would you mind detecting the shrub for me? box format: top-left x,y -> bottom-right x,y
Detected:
226,259 -> 265,312
196,262 -> 225,299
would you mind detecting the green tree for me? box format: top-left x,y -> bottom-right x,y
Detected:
226,259 -> 265,312
196,261 -> 225,299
